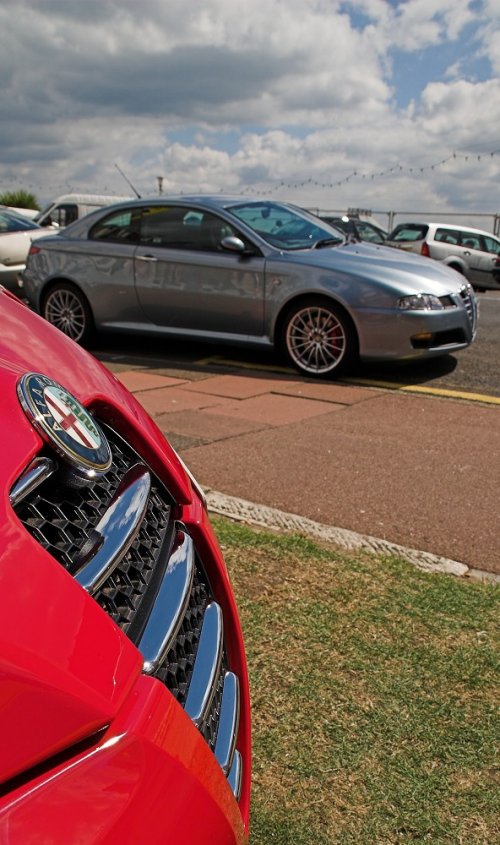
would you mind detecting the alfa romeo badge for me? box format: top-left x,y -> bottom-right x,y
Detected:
18,373 -> 112,476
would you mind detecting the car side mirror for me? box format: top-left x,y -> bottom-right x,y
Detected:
221,236 -> 247,253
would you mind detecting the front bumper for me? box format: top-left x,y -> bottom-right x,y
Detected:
3,428 -> 251,843
357,293 -> 477,362
0,674 -> 247,844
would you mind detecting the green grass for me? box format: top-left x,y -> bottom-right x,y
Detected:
212,517 -> 500,845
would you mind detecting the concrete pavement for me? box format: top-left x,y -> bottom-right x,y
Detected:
100,356 -> 500,580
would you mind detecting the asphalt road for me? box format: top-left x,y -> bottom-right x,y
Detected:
90,289 -> 500,400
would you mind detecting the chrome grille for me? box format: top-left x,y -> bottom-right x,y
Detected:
10,423 -> 242,795
459,284 -> 477,330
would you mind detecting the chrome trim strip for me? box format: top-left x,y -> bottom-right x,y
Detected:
214,672 -> 240,774
9,457 -> 56,506
75,464 -> 151,593
227,750 -> 242,801
139,527 -> 195,674
185,602 -> 223,727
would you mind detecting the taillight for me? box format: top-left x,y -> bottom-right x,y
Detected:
28,243 -> 42,256
421,241 -> 430,257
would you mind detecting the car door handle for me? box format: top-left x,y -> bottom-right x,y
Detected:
136,254 -> 158,262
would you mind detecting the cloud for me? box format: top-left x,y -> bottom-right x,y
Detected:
0,0 -> 498,215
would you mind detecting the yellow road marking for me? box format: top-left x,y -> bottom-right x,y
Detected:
195,355 -> 293,374
341,378 -> 500,406
195,357 -> 500,406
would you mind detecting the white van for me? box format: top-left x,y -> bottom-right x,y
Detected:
34,193 -> 132,228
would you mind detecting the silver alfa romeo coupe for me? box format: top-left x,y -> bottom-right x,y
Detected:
23,196 -> 477,378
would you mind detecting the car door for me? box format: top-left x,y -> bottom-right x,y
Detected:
476,235 -> 500,289
458,231 -> 498,287
83,206 -> 142,320
133,205 -> 266,336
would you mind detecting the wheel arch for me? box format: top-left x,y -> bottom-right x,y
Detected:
442,258 -> 468,276
40,278 -> 95,345
273,292 -> 359,353
39,275 -> 89,308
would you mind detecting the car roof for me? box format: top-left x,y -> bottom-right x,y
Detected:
100,195 -> 302,211
393,221 -> 498,238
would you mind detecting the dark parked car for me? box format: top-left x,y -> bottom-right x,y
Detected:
320,215 -> 387,244
23,196 -> 477,379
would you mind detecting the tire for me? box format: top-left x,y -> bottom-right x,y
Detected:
280,298 -> 357,378
42,282 -> 94,345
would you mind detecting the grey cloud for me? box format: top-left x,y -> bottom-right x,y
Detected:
238,163 -> 272,183
1,40 -> 302,138
56,46 -> 294,120
14,0 -> 119,24
1,1 -> 497,212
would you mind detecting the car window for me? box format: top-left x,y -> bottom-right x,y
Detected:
228,201 -> 342,249
356,222 -> 385,243
388,224 -> 428,242
459,232 -> 482,250
435,228 -> 460,245
482,235 -> 500,255
89,208 -> 142,243
54,204 -> 78,227
139,206 -> 237,252
0,209 -> 40,233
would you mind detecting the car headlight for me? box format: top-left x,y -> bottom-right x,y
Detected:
398,294 -> 444,311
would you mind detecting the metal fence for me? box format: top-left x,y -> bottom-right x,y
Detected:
309,207 -> 500,237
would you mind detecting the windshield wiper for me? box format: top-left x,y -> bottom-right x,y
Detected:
313,237 -> 342,249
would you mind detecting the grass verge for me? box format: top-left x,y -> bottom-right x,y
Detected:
212,517 -> 500,845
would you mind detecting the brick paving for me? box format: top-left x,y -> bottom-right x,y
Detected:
106,364 -> 500,577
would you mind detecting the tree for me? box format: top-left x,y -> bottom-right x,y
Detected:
0,190 -> 40,210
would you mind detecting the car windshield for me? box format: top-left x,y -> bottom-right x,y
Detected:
227,201 -> 344,250
0,209 -> 39,233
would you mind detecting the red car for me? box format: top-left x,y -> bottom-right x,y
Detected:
0,288 -> 250,843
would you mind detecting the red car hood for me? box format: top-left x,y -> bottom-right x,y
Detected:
0,290 -> 192,783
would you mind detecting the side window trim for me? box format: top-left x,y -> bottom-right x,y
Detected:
138,205 -> 259,255
88,206 -> 143,243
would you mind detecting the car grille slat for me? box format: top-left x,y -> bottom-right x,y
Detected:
185,602 -> 224,728
227,750 -> 243,801
459,284 -> 477,330
138,525 -> 195,675
74,465 -> 151,593
10,421 -> 243,797
9,457 -> 57,507
214,672 -> 240,775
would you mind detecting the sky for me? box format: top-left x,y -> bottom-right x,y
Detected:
1,0 -> 499,227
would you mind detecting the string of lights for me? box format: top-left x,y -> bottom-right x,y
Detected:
241,147 -> 500,195
1,147 -> 499,199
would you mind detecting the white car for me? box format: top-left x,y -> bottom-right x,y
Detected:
386,221 -> 500,291
7,206 -> 39,220
0,208 -> 50,295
